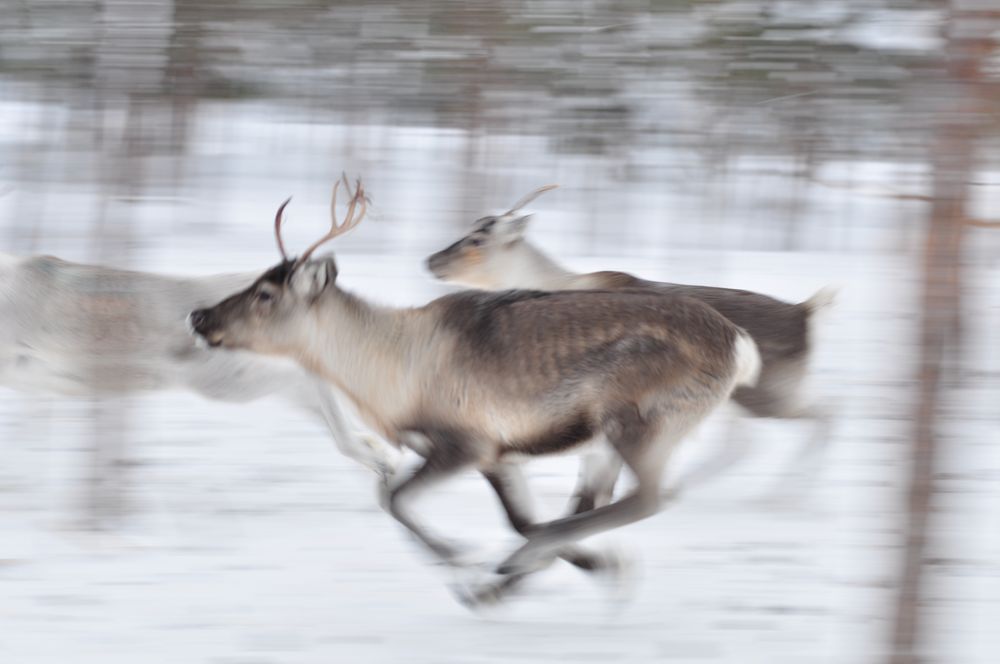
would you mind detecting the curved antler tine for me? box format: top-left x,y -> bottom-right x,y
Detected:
355,192 -> 368,227
329,179 -> 342,230
346,182 -> 367,233
274,196 -> 293,261
334,184 -> 360,237
358,178 -> 370,210
331,177 -> 364,237
349,178 -> 366,221
505,184 -> 559,215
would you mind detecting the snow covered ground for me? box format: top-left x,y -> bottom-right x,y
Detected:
1,95 -> 998,662
1,245 -> 997,664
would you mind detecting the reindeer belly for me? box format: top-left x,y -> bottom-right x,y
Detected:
497,411 -> 596,460
2,354 -> 142,395
1,339 -> 175,396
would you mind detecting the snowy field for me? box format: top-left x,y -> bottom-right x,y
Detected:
2,245 -> 998,664
2,96 -> 999,662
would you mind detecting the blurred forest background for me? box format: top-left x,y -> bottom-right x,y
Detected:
1,2 -> 998,664
1,0 -> 997,258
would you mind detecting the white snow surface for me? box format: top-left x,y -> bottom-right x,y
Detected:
1,101 -> 998,663
1,247 -> 997,664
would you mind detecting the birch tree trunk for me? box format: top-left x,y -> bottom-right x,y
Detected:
888,3 -> 997,661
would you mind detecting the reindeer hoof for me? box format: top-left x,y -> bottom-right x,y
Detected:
593,546 -> 640,608
495,546 -> 547,576
661,484 -> 683,503
375,463 -> 395,487
495,559 -> 539,576
446,564 -> 514,609
452,582 -> 504,609
450,573 -> 525,609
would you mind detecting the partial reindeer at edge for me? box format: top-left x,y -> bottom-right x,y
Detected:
0,196 -> 398,515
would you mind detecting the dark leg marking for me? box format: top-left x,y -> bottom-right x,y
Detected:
382,428 -> 476,563
485,466 -> 614,571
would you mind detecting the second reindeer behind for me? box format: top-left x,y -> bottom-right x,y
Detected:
426,186 -> 836,498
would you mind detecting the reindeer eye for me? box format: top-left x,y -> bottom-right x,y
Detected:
468,236 -> 485,247
256,290 -> 274,302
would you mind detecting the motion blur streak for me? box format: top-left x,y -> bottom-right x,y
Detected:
0,2 -> 997,664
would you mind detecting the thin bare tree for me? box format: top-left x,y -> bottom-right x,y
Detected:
888,3 -> 998,662
84,0 -> 175,527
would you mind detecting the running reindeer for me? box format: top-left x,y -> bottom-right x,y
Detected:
189,177 -> 762,605
0,213 -> 396,518
426,185 -> 835,504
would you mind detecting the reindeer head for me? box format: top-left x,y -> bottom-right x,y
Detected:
425,185 -> 557,288
189,176 -> 368,354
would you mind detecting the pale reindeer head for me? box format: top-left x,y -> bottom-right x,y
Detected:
189,176 -> 368,354
425,185 -> 557,289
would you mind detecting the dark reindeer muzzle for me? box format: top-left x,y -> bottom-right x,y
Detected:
188,307 -> 224,347
425,246 -> 457,278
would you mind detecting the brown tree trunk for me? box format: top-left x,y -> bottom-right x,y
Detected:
888,4 -> 997,662
889,137 -> 967,664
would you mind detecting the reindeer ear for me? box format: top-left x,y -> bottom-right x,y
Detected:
495,213 -> 532,243
291,256 -> 338,301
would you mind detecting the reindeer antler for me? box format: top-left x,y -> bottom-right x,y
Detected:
274,196 -> 293,261
295,174 -> 368,267
505,184 -> 559,216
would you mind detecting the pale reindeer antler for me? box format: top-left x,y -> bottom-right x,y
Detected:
274,196 -> 293,262
271,174 -> 369,266
296,174 -> 368,266
504,184 -> 559,216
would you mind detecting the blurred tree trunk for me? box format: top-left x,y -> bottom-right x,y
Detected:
84,0 -> 174,528
454,7 -> 495,229
165,0 -> 204,187
888,3 -> 997,662
85,95 -> 149,527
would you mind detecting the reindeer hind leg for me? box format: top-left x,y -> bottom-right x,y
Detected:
493,406 -> 673,576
